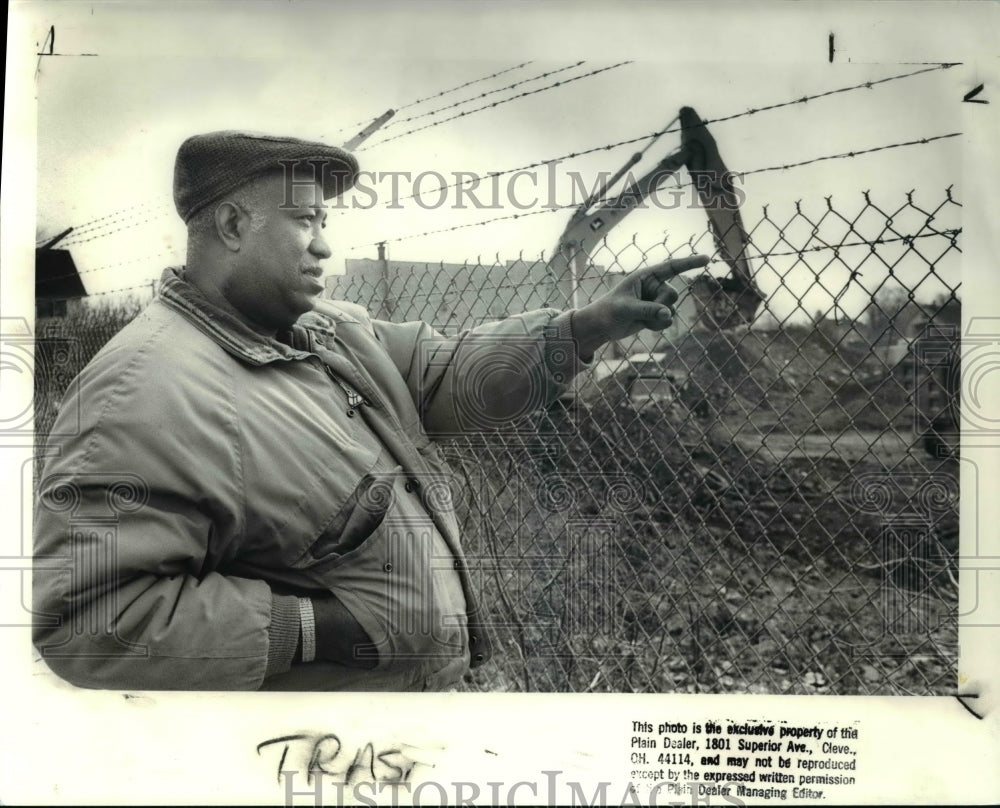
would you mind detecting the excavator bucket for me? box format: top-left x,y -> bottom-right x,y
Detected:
680,107 -> 765,329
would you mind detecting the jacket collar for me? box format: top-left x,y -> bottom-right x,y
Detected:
158,266 -> 329,366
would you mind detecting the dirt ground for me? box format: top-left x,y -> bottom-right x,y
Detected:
455,374 -> 958,695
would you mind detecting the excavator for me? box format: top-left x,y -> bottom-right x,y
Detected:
545,107 -> 765,415
545,107 -> 961,457
346,106 -> 764,331
549,106 -> 765,332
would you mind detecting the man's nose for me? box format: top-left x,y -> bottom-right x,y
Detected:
309,234 -> 333,260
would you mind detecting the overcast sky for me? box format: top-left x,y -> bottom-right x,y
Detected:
27,2 -> 988,321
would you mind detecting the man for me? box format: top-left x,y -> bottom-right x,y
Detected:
33,130 -> 708,691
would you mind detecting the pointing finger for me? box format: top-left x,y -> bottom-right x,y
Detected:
638,254 -> 710,284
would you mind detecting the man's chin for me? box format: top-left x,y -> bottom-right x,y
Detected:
291,294 -> 320,322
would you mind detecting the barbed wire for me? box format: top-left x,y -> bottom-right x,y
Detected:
741,133 -> 961,178
57,198 -> 173,243
329,61 -> 534,136
397,61 -> 536,111
77,281 -> 159,299
50,63 -> 955,248
754,228 -> 961,261
50,65 -> 586,246
59,201 -> 174,247
54,63 -> 535,238
59,206 -> 174,248
380,63 -> 586,130
703,64 -> 955,126
36,249 -> 179,288
351,62 -> 958,209
345,132 -> 961,249
359,61 -> 634,151
345,206 -> 571,249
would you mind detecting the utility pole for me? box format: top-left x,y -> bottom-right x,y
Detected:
342,110 -> 395,151
38,227 -> 74,251
377,241 -> 392,319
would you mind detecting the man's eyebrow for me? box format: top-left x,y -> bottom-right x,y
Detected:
284,201 -> 327,214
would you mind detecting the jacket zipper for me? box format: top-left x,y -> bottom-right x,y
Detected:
320,362 -> 367,414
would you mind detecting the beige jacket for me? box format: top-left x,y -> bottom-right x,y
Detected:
33,267 -> 582,690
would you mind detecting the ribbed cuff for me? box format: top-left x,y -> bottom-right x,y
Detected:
544,310 -> 590,386
297,597 -> 317,663
265,594 -> 300,679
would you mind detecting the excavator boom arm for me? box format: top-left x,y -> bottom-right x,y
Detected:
551,106 -> 764,329
557,148 -> 690,260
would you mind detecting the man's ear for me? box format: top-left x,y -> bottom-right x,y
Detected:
214,201 -> 244,252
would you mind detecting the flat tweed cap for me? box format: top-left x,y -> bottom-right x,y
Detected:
173,131 -> 360,222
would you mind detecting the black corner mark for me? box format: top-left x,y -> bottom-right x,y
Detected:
40,25 -> 54,56
35,23 -> 98,65
963,83 -> 988,104
828,33 -> 835,64
955,694 -> 984,720
35,24 -> 54,74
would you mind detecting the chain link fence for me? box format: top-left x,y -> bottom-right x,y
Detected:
332,188 -> 961,696
35,189 -> 961,695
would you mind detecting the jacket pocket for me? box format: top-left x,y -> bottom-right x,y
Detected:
302,470 -> 398,564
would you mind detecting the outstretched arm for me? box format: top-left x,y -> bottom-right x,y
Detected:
570,254 -> 710,361
368,254 -> 709,437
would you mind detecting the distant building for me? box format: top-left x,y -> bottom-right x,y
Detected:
35,248 -> 87,318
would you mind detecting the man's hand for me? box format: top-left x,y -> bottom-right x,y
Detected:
571,254 -> 710,361
312,596 -> 378,669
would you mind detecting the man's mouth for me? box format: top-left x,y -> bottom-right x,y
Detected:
302,267 -> 324,279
